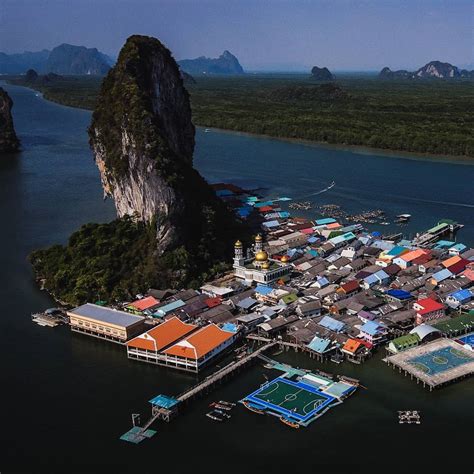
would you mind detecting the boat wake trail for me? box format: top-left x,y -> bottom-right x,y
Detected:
297,181 -> 335,200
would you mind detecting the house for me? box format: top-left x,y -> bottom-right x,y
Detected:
153,299 -> 186,318
446,259 -> 469,275
387,333 -> 420,354
236,297 -> 259,313
382,309 -> 415,330
430,268 -> 453,285
385,289 -> 413,303
445,289 -> 473,309
127,296 -> 160,313
413,298 -> 445,325
257,314 -> 299,336
359,320 -> 388,345
236,313 -> 266,332
319,315 -> 345,333
336,280 -> 360,299
199,304 -> 234,324
341,338 -> 364,357
361,270 -> 390,289
200,284 -> 234,298
314,276 -> 330,288
393,249 -> 428,269
296,300 -> 322,318
306,336 -> 334,356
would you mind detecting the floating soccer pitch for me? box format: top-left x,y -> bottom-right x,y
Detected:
386,338 -> 474,389
408,346 -> 472,375
242,377 -> 338,426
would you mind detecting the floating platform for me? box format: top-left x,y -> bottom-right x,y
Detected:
241,374 -> 353,428
385,338 -> 474,390
120,426 -> 157,444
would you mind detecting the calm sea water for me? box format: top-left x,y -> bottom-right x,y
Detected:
1,83 -> 473,473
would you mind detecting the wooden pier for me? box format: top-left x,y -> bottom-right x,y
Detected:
246,335 -> 331,362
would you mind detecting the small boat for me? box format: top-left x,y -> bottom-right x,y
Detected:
214,409 -> 231,419
380,222 -> 390,226
206,412 -> 224,422
204,128 -> 211,133
279,417 -> 300,429
242,401 -> 265,415
218,400 -> 236,407
209,402 -> 231,411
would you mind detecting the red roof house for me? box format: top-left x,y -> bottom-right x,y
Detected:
413,298 -> 445,325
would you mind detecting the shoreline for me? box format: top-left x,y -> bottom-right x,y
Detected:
197,126 -> 474,165
6,80 -> 473,164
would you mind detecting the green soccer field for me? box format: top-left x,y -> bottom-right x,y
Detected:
253,379 -> 329,418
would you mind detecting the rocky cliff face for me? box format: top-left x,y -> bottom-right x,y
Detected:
46,44 -> 111,75
310,66 -> 334,81
378,66 -> 412,79
89,35 -> 240,255
178,50 -> 244,75
0,87 -> 20,153
415,61 -> 460,79
379,61 -> 474,80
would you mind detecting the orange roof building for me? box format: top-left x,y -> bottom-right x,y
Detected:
126,316 -> 197,353
128,296 -> 160,312
162,324 -> 237,372
442,255 -> 462,268
341,338 -> 363,356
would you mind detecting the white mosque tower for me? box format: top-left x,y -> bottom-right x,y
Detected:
233,234 -> 292,284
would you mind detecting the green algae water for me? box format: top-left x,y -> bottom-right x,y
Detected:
1,83 -> 473,473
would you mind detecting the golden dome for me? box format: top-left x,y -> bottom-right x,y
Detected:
255,250 -> 269,262
261,261 -> 270,269
235,240 -> 243,247
255,234 -> 263,242
281,255 -> 290,263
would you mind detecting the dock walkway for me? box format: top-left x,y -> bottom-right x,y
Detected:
135,341 -> 277,434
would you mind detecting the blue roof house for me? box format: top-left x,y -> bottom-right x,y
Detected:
446,289 -> 473,309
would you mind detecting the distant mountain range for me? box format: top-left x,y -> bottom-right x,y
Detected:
178,50 -> 244,75
379,61 -> 474,80
0,44 -> 114,75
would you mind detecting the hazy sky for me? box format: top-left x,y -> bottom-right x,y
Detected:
1,0 -> 472,71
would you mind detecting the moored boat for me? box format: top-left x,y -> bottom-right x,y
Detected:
218,400 -> 236,407
242,401 -> 265,414
206,412 -> 224,422
279,416 -> 300,429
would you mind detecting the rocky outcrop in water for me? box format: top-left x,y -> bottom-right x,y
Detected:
89,35 -> 241,255
0,88 -> 20,153
310,66 -> 334,81
179,50 -> 244,75
379,61 -> 474,80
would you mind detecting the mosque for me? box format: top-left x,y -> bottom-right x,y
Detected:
233,234 -> 292,284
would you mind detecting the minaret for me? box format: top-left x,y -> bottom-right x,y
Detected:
255,234 -> 263,253
233,240 -> 244,267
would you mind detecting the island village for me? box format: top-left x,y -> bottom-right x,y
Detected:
34,183 -> 474,441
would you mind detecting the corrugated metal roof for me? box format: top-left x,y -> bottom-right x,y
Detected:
70,303 -> 144,327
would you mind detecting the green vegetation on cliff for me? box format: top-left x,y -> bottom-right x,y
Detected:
9,73 -> 474,157
29,216 -> 233,305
